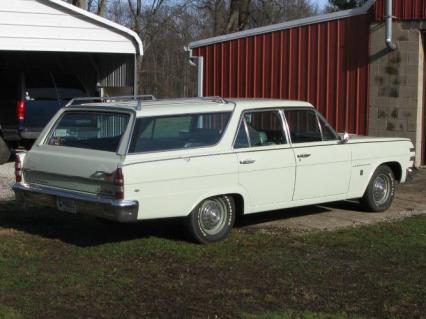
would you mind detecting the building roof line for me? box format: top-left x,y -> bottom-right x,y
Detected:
44,0 -> 143,55
189,0 -> 377,49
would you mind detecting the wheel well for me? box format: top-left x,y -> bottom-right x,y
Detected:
228,193 -> 244,217
382,162 -> 402,182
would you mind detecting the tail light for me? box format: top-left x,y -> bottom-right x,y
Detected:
15,155 -> 22,183
114,167 -> 124,200
16,100 -> 26,121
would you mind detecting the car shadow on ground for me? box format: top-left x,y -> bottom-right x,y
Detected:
0,198 -> 365,247
236,199 -> 364,228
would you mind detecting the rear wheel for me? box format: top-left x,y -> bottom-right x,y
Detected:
360,165 -> 395,212
185,195 -> 235,244
0,137 -> 10,165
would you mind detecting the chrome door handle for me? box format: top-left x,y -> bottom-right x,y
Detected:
297,154 -> 311,159
240,159 -> 256,165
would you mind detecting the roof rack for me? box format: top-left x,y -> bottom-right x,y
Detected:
65,95 -> 227,110
65,95 -> 156,108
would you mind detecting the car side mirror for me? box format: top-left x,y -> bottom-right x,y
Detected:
341,132 -> 350,144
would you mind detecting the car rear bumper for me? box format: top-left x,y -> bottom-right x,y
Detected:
12,182 -> 139,223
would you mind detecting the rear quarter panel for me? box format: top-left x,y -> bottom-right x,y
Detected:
122,149 -> 242,220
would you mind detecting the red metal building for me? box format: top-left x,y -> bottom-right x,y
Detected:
189,0 -> 426,166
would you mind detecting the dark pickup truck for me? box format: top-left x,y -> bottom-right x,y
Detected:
0,71 -> 88,164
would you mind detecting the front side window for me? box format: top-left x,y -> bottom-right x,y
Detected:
47,112 -> 130,152
129,112 -> 231,153
318,115 -> 339,141
234,110 -> 286,148
284,109 -> 322,143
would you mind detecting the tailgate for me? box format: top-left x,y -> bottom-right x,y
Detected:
23,146 -> 121,196
21,110 -> 133,196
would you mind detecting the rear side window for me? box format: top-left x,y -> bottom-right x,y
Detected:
53,73 -> 86,101
129,112 -> 231,153
25,72 -> 57,101
47,112 -> 130,152
285,109 -> 322,143
234,110 -> 286,149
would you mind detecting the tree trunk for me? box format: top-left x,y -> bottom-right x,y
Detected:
72,0 -> 88,10
226,0 -> 251,33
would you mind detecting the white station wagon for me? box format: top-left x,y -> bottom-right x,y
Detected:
13,97 -> 416,243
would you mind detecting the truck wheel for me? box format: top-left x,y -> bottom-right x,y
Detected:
360,165 -> 395,212
0,137 -> 10,165
185,195 -> 235,244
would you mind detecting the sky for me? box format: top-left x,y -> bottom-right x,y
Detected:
317,0 -> 329,10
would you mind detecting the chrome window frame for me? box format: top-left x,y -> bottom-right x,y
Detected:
232,108 -> 289,149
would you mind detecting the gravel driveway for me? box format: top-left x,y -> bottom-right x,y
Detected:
0,162 -> 14,200
0,161 -> 425,232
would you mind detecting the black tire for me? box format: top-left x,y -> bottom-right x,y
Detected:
0,137 -> 10,165
185,195 -> 235,244
360,165 -> 396,212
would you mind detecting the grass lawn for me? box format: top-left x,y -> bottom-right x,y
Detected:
0,202 -> 425,319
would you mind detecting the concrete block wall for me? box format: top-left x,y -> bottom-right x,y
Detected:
369,22 -> 424,166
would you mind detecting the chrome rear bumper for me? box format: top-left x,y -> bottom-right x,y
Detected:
12,182 -> 139,223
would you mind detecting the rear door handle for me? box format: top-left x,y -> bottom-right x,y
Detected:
297,154 -> 311,159
240,159 -> 256,165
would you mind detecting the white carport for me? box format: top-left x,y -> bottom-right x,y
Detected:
0,0 -> 143,94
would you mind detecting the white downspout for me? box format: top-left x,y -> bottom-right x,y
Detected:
385,0 -> 397,50
186,47 -> 204,97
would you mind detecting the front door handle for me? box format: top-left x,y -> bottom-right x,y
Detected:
240,159 -> 256,165
297,154 -> 311,159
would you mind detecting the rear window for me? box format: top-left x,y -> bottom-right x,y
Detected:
129,112 -> 231,153
47,112 -> 130,152
25,72 -> 57,101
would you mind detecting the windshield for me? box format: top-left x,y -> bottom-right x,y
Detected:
129,112 -> 231,153
47,112 -> 130,152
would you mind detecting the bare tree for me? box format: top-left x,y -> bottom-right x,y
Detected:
226,0 -> 251,33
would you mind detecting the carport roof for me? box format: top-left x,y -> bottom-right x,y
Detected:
0,0 -> 143,55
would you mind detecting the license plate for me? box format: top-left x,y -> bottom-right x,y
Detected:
57,197 -> 77,214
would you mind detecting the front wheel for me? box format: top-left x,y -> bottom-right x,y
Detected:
360,165 -> 395,212
185,195 -> 235,244
0,137 -> 10,165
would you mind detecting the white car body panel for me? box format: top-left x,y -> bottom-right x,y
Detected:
13,98 -> 416,222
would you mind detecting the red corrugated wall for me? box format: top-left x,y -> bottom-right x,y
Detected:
372,0 -> 426,20
192,14 -> 370,134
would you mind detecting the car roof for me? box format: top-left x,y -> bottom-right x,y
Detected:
74,98 -> 314,117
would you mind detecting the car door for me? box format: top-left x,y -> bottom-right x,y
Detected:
284,108 -> 352,201
234,109 -> 296,210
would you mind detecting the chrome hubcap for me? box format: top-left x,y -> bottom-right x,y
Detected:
199,198 -> 228,235
373,174 -> 390,205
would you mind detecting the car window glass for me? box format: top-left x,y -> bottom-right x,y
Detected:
53,73 -> 86,100
234,123 -> 249,149
47,112 -> 130,152
241,110 -> 286,147
25,72 -> 57,101
285,109 -> 322,143
318,116 -> 339,141
129,112 -> 231,153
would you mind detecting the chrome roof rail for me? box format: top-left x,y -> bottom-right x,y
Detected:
199,96 -> 228,104
65,95 -> 156,108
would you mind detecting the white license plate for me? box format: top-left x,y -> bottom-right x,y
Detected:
56,197 -> 77,214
